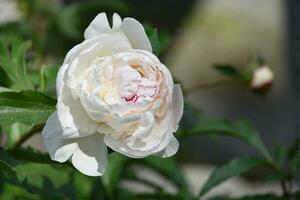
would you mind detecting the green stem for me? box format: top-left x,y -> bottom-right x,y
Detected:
127,177 -> 164,192
13,124 -> 44,148
268,163 -> 291,196
184,78 -> 234,94
280,180 -> 288,196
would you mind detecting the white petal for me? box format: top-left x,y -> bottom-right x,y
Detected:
121,18 -> 152,52
71,134 -> 108,176
104,110 -> 174,158
84,12 -> 111,39
66,35 -> 132,95
42,112 -> 78,162
57,59 -> 98,137
131,112 -> 155,139
42,113 -> 108,176
157,136 -> 179,158
112,13 -> 122,29
104,135 -> 147,158
173,84 -> 184,126
57,92 -> 98,137
56,36 -> 130,138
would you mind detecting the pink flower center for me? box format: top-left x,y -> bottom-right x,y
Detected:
123,81 -> 158,103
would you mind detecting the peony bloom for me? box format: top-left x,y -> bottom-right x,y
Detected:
42,13 -> 184,176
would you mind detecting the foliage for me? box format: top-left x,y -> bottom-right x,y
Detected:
145,25 -> 171,56
0,36 -> 34,90
0,1 -> 299,200
199,157 -> 266,197
0,91 -> 56,126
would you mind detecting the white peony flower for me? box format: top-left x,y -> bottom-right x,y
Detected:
42,13 -> 184,176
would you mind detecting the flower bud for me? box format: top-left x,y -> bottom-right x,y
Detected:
250,65 -> 274,92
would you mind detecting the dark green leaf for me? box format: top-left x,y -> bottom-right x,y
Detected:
287,139 -> 300,160
207,191 -> 300,200
122,167 -> 164,191
102,152 -> 128,199
287,139 -> 300,176
0,147 -> 19,178
0,37 -> 34,90
0,147 -> 81,199
273,144 -> 287,168
214,65 -> 242,80
43,65 -> 59,90
8,147 -> 56,165
145,26 -> 170,56
15,163 -> 69,188
2,123 -> 32,147
56,4 -> 81,39
199,157 -> 266,197
0,91 -> 56,126
0,184 -> 39,200
122,191 -> 196,200
181,118 -> 272,162
214,64 -> 252,82
141,156 -> 187,189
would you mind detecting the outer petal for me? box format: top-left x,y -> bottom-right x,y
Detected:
155,85 -> 183,158
84,13 -> 151,51
42,112 -> 108,176
57,90 -> 98,137
84,12 -> 111,39
112,13 -> 122,29
157,136 -> 179,158
71,133 -> 108,176
56,60 -> 98,137
121,18 -> 152,52
173,84 -> 184,126
56,35 -> 132,138
104,135 -> 147,158
42,112 -> 78,162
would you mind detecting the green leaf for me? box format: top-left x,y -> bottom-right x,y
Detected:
273,144 -> 287,168
102,152 -> 128,199
0,147 -> 81,199
207,192 -> 300,200
2,123 -> 32,147
287,139 -> 300,176
43,65 -> 60,91
145,26 -> 170,56
15,163 -> 69,188
0,86 -> 13,92
0,37 -> 34,90
8,147 -> 56,165
0,184 -> 39,200
122,167 -> 165,191
72,172 -> 96,200
199,157 -> 266,197
0,147 -> 19,178
123,191 -> 196,200
214,65 -> 245,81
181,118 -> 272,162
141,156 -> 188,189
56,4 -> 81,40
0,90 -> 56,126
